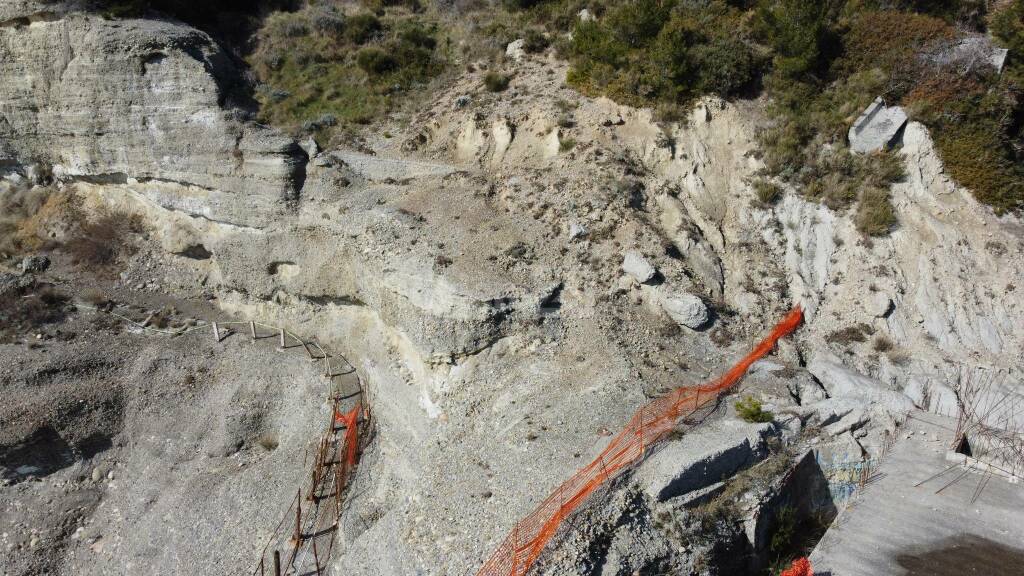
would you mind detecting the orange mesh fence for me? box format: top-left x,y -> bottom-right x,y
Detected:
336,404 -> 361,471
780,557 -> 813,576
477,307 -> 804,576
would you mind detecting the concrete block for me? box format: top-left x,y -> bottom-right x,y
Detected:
848,97 -> 907,154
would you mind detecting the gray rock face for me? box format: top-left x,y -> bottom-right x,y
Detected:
807,352 -> 915,414
926,35 -> 1009,74
622,250 -> 656,283
0,12 -> 306,202
505,38 -> 526,61
20,254 -> 50,274
848,97 -> 907,153
637,419 -> 776,502
659,290 -> 709,329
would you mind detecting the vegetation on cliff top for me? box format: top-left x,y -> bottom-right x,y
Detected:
504,0 -> 1024,224
248,4 -> 446,138
97,0 -> 1024,221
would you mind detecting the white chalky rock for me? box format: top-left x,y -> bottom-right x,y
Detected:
622,250 -> 656,283
505,39 -> 526,62
660,291 -> 709,329
870,291 -> 893,317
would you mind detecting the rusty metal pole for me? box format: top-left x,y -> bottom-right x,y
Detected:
310,465 -> 318,501
295,489 -> 302,543
273,551 -> 281,576
334,466 -> 341,517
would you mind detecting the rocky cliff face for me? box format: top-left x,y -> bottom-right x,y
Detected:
1,8 -> 1022,576
0,3 -> 306,227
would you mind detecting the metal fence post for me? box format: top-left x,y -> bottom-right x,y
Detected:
295,489 -> 302,543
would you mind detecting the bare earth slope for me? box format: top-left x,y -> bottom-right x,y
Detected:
0,4 -> 1022,575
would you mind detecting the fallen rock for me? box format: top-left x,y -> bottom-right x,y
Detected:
636,419 -> 776,502
807,353 -> 915,414
659,291 -> 709,329
20,255 -> 50,274
870,291 -> 893,317
622,250 -> 656,283
0,272 -> 32,297
505,39 -> 526,62
824,408 -> 869,437
568,222 -> 588,240
799,397 -> 863,427
300,136 -> 319,159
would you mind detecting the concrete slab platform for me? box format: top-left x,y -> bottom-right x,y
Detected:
809,411 -> 1024,576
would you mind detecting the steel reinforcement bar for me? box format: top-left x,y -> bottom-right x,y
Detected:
476,307 -> 804,576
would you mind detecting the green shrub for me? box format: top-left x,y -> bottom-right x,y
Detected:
604,0 -> 671,49
753,0 -> 835,81
249,5 -> 444,136
566,1 -> 759,107
753,179 -> 783,206
992,0 -> 1024,84
346,13 -> 382,44
310,7 -> 346,36
934,126 -> 1024,214
357,47 -> 399,75
735,395 -> 774,423
769,505 -> 797,556
483,71 -> 512,92
522,28 -> 550,53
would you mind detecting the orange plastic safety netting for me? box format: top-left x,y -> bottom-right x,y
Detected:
335,404 -> 362,471
780,557 -> 813,576
476,307 -> 804,576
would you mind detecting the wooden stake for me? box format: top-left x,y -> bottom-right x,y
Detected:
279,328 -> 286,349
213,322 -> 221,342
250,321 -> 257,340
273,551 -> 281,576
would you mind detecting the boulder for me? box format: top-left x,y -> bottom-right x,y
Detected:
637,419 -> 777,502
505,39 -> 526,62
568,222 -> 588,240
622,250 -> 656,283
20,255 -> 50,274
807,353 -> 915,414
659,291 -> 709,329
869,291 -> 893,318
